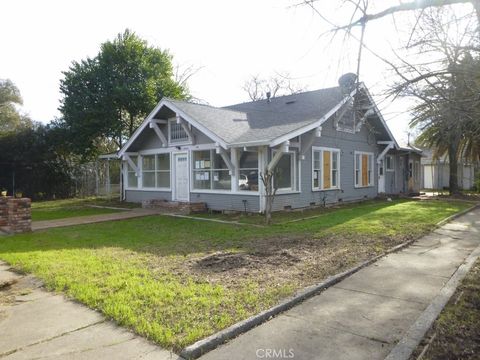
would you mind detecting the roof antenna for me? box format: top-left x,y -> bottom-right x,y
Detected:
266,91 -> 271,103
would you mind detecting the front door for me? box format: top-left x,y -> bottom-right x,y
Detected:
174,153 -> 189,201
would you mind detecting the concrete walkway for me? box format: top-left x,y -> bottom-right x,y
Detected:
200,208 -> 480,360
32,208 -> 162,231
0,262 -> 180,360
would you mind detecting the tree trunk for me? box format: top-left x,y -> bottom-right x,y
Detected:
448,143 -> 461,195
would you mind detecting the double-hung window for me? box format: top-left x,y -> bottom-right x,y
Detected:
192,150 -> 231,191
141,153 -> 171,188
354,151 -> 374,187
312,147 -> 340,190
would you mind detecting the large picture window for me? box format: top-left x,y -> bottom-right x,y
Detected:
193,150 -> 231,191
312,147 -> 340,190
141,153 -> 170,188
273,151 -> 296,191
238,150 -> 259,191
127,156 -> 138,188
354,151 -> 374,187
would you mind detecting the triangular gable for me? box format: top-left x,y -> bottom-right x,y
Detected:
118,98 -> 228,157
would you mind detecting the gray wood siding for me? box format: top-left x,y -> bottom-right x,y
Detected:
190,193 -> 260,212
125,189 -> 171,202
271,116 -> 378,211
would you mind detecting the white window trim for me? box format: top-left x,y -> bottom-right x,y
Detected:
168,118 -> 191,146
272,149 -> 297,192
386,155 -> 395,172
126,155 -> 139,189
311,146 -> 341,191
139,153 -> 172,191
191,148 -> 232,192
354,151 -> 375,188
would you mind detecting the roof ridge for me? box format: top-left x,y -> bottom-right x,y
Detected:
223,85 -> 341,109
164,97 -> 247,115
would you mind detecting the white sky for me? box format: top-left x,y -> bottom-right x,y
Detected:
1,0 -> 472,143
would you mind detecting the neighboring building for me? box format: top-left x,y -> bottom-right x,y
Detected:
118,77 -> 422,212
421,148 -> 476,190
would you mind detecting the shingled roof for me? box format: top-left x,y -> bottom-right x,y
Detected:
119,83 -> 398,156
166,86 -> 348,146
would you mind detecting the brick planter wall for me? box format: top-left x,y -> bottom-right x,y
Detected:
0,197 -> 32,233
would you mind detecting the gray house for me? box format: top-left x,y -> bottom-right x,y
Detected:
118,79 -> 422,212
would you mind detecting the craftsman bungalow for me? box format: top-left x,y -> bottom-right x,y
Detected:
118,75 -> 422,212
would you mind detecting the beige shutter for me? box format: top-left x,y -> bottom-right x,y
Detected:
323,151 -> 331,189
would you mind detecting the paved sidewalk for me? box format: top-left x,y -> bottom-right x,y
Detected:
32,208 -> 161,231
0,262 -> 180,360
200,208 -> 480,360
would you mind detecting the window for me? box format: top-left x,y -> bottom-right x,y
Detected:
141,153 -> 170,188
193,150 -> 231,191
169,120 -> 189,143
273,151 -> 296,191
127,156 -> 138,188
312,147 -> 340,190
386,155 -> 394,171
354,151 -> 374,187
238,150 -> 258,191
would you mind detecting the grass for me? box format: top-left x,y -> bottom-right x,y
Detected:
411,258 -> 480,360
31,197 -> 139,221
0,199 -> 471,352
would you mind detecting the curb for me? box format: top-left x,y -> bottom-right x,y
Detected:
180,238 -> 416,359
385,243 -> 480,360
434,203 -> 479,228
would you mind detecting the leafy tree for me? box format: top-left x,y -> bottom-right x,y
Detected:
59,29 -> 188,157
0,124 -> 75,199
0,79 -> 32,133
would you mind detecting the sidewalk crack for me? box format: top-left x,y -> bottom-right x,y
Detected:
0,319 -> 106,358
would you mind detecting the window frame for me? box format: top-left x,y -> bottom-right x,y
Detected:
168,118 -> 191,145
354,151 -> 375,188
238,149 -> 259,193
191,149 -> 232,192
126,155 -> 139,189
272,150 -> 297,193
385,155 -> 394,172
139,153 -> 172,190
311,146 -> 341,191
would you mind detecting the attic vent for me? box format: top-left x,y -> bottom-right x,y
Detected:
285,100 -> 296,105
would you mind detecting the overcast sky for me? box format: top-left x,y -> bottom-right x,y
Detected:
1,0 -> 470,143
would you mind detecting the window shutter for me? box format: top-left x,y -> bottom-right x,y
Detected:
362,154 -> 368,186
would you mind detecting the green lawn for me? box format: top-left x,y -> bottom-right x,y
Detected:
31,197 -> 139,221
0,199 -> 471,352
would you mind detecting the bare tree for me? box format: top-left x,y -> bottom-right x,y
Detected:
242,73 -> 306,101
260,170 -> 278,225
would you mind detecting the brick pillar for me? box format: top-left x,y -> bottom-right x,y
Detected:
0,197 -> 8,227
7,198 -> 32,233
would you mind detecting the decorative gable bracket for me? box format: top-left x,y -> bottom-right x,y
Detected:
355,108 -> 375,133
123,153 -> 140,176
267,141 -> 290,172
149,119 -> 168,147
216,144 -> 235,175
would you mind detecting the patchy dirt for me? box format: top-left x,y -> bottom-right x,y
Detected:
185,233 -> 408,291
410,259 -> 480,360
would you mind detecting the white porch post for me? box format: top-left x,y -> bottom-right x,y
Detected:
258,146 -> 268,212
231,148 -> 239,192
377,141 -> 394,193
